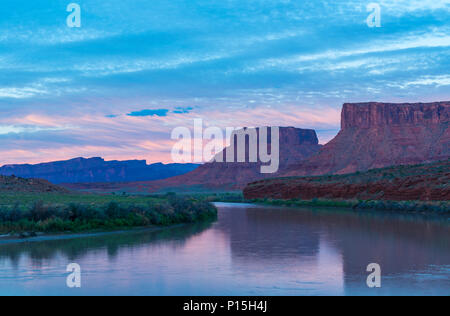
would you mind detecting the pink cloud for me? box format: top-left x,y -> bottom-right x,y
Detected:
0,104 -> 340,165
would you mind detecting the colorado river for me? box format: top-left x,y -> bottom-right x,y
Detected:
0,203 -> 449,295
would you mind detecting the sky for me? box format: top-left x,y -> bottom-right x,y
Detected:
0,0 -> 449,165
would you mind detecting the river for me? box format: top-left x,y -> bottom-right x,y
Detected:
0,203 -> 449,295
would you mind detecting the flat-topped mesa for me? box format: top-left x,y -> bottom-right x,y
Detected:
265,127 -> 320,167
342,101 -> 450,129
280,127 -> 319,145
231,126 -> 319,145
283,101 -> 450,177
142,127 -> 323,191
211,126 -> 320,164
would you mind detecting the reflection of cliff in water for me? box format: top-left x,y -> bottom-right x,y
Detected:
0,222 -> 213,269
218,204 -> 449,281
321,210 -> 450,288
216,205 -> 321,264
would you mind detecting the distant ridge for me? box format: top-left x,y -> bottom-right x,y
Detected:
0,175 -> 69,193
0,157 -> 199,184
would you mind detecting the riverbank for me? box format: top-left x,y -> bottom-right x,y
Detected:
246,198 -> 450,214
243,159 -> 450,201
0,223 -> 192,244
0,193 -> 217,235
183,192 -> 449,214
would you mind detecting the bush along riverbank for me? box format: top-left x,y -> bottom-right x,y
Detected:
246,198 -> 450,214
0,193 -> 217,236
157,193 -> 449,214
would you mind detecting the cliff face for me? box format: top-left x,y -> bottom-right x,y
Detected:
341,102 -> 449,129
284,102 -> 450,176
0,157 -> 199,184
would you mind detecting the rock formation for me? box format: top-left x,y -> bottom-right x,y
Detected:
143,127 -> 323,191
284,101 -> 450,176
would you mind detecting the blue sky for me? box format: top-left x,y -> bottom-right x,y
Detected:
0,0 -> 449,164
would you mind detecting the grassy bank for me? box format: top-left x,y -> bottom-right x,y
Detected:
0,193 -> 217,235
247,198 -> 449,214
173,192 -> 449,214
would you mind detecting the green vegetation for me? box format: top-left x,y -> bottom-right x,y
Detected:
140,192 -> 247,203
149,192 -> 449,215
353,199 -> 449,214
0,192 -> 161,207
250,198 -> 356,208
192,192 -> 246,203
247,198 -> 449,214
0,193 -> 217,235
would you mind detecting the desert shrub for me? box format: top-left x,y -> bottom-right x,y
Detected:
0,203 -> 23,222
30,201 -> 58,221
9,203 -> 23,222
105,201 -> 122,219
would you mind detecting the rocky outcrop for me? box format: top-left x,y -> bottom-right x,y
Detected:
0,175 -> 69,193
244,159 -> 450,201
0,157 -> 199,184
284,102 -> 450,176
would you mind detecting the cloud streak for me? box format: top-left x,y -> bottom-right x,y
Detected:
127,109 -> 170,117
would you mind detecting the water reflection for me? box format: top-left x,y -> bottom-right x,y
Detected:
0,203 -> 448,295
216,204 -> 450,295
0,222 -> 213,266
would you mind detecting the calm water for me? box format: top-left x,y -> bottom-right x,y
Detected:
0,203 -> 449,296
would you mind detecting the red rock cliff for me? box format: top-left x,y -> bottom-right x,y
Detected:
284,101 -> 450,176
144,127 -> 323,191
341,102 -> 449,129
